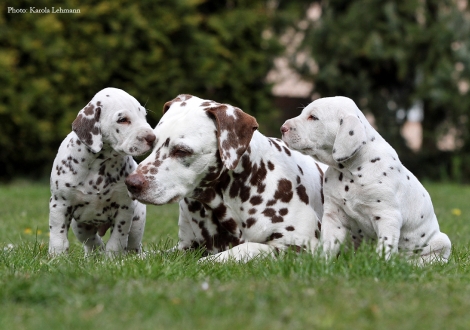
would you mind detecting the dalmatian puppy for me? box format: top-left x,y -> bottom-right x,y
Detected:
125,94 -> 324,262
281,96 -> 451,263
49,87 -> 156,256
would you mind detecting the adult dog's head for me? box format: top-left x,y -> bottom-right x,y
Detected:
72,87 -> 155,156
125,94 -> 258,205
281,96 -> 369,167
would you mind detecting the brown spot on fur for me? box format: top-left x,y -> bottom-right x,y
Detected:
187,200 -> 202,213
315,229 -> 321,239
262,208 -> 284,223
270,138 -> 282,152
84,103 -> 94,115
213,203 -> 227,220
267,232 -> 283,240
296,185 -> 309,205
246,218 -> 256,228
262,208 -> 276,218
250,161 -> 267,187
273,179 -> 293,203
250,195 -> 263,205
222,218 -> 237,234
266,199 -> 276,206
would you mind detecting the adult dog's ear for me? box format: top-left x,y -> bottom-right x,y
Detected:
72,102 -> 103,153
332,115 -> 366,163
206,105 -> 259,170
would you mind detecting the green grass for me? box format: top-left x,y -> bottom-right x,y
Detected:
1,181 -> 470,330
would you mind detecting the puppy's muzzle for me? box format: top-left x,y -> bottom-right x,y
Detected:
280,125 -> 290,135
125,172 -> 147,195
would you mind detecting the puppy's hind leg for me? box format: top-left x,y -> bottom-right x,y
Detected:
374,213 -> 402,260
320,211 -> 349,259
419,232 -> 452,264
49,203 -> 71,255
127,202 -> 146,253
106,210 -> 134,256
71,220 -> 104,254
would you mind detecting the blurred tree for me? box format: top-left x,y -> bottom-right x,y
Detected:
293,0 -> 470,181
0,0 -> 311,180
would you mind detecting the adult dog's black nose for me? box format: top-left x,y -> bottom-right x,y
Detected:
125,172 -> 147,195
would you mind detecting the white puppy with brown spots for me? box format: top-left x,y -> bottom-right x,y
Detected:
281,96 -> 451,263
125,94 -> 324,262
49,87 -> 155,256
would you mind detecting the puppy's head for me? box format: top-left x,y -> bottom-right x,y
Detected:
281,96 -> 367,166
125,95 -> 258,205
72,87 -> 155,156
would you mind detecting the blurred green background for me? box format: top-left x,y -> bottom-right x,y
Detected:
1,0 -> 469,182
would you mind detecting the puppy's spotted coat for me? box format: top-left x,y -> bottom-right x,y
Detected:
49,88 -> 155,256
281,96 -> 451,263
126,95 -> 324,262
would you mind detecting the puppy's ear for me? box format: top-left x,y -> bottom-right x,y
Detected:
163,100 -> 172,114
206,105 -> 259,170
163,94 -> 194,114
332,115 -> 366,163
72,102 -> 103,153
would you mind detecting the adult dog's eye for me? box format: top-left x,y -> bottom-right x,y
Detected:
117,117 -> 130,124
308,115 -> 319,121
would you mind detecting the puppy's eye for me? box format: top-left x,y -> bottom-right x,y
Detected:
117,117 -> 130,124
172,148 -> 192,157
308,115 -> 319,121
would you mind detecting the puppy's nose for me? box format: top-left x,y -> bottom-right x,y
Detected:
144,133 -> 156,147
280,125 -> 289,135
125,173 -> 147,195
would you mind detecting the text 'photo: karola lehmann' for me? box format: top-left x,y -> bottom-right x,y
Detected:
7,6 -> 80,14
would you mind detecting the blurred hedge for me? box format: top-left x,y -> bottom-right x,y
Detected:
0,0 -> 311,180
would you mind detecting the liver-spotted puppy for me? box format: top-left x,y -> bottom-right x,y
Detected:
49,87 -> 155,256
125,94 -> 324,262
281,96 -> 451,263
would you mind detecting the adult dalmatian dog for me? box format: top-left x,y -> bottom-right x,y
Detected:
125,94 -> 325,262
49,87 -> 156,256
281,96 -> 451,263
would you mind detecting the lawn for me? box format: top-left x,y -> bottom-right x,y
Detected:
1,181 -> 469,330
